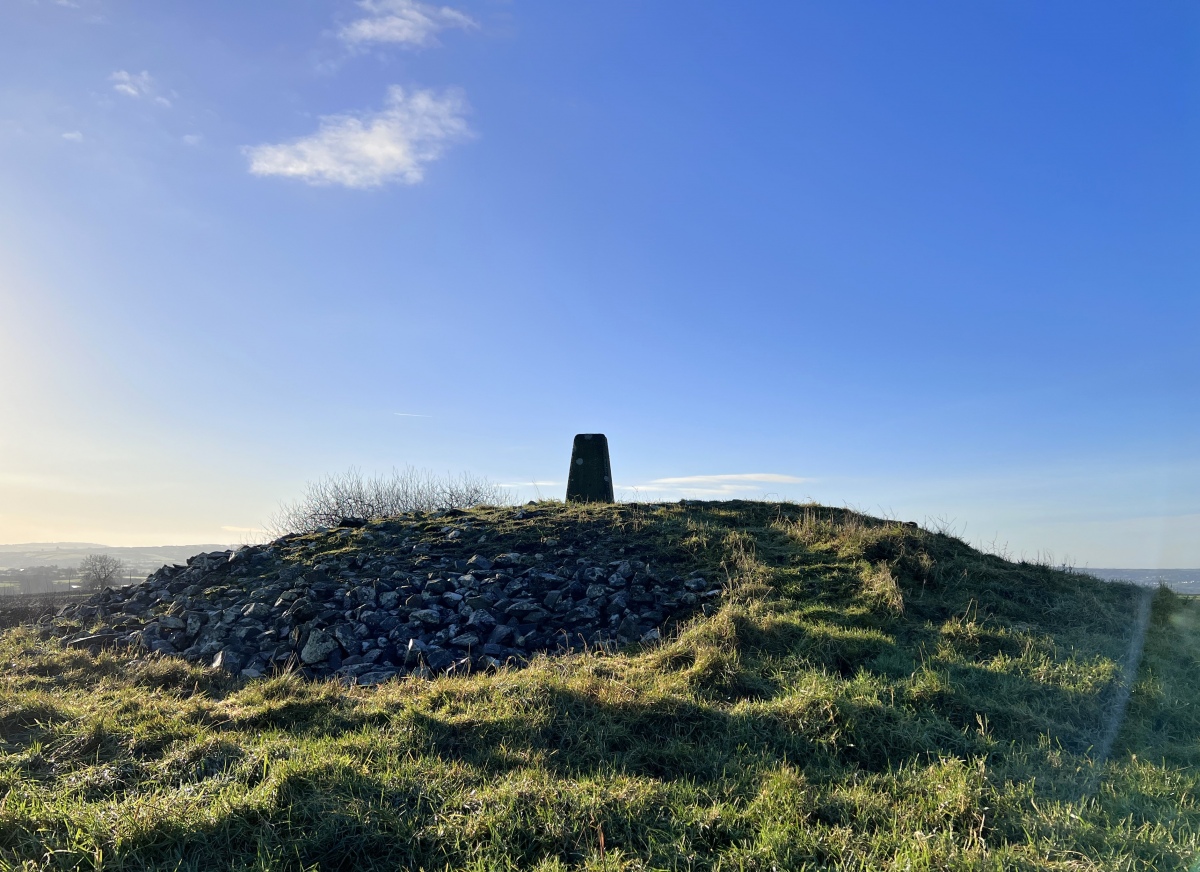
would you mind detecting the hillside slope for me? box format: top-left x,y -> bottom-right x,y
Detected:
1,501 -> 1197,870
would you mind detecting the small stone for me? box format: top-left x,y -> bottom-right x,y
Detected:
449,632 -> 479,648
425,647 -> 454,672
242,602 -> 271,619
488,624 -> 514,644
410,608 -> 442,625
404,638 -> 427,665
212,648 -> 243,673
357,670 -> 397,686
334,624 -> 359,650
467,555 -> 493,572
467,609 -> 496,629
300,628 -> 339,664
66,633 -> 120,650
616,616 -> 641,640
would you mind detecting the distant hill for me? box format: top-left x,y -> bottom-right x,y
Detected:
1086,567 -> 1200,595
0,543 -> 230,573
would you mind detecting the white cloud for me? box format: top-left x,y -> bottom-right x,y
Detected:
181,134 -> 202,146
647,473 -> 810,487
340,0 -> 477,48
61,130 -> 84,142
245,86 -> 471,188
110,70 -> 171,107
618,473 -> 812,499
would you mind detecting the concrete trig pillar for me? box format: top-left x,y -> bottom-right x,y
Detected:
566,434 -> 614,503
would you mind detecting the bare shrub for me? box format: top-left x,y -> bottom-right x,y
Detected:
269,466 -> 507,535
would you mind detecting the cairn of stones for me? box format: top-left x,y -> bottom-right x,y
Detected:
48,509 -> 723,684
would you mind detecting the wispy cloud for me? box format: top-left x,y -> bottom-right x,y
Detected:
61,130 -> 84,142
620,473 -> 812,499
340,0 -> 477,48
181,134 -> 201,146
648,473 -> 810,486
245,86 -> 471,188
393,412 -> 433,417
110,70 -> 172,107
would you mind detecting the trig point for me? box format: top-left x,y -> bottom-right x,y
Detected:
566,434 -> 614,503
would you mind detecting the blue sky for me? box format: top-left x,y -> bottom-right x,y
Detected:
0,1 -> 1196,567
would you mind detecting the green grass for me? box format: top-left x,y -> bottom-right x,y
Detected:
0,501 -> 1197,870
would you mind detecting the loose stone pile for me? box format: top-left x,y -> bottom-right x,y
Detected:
49,509 -> 723,684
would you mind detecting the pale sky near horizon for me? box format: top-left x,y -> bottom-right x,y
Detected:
1,1 -> 1197,567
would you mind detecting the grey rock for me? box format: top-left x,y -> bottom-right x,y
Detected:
212,648 -> 243,673
410,608 -> 442,625
467,609 -> 496,630
357,670 -> 397,686
300,628 -> 339,664
425,647 -> 454,672
242,602 -> 271,620
616,616 -> 641,640
488,624 -> 514,644
404,638 -> 427,665
333,624 -> 359,650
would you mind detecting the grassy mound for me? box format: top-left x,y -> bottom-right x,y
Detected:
0,501 -> 1197,870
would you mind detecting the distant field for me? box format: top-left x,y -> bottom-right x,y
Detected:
0,542 -> 228,573
1,502 -> 1197,870
0,591 -> 92,630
